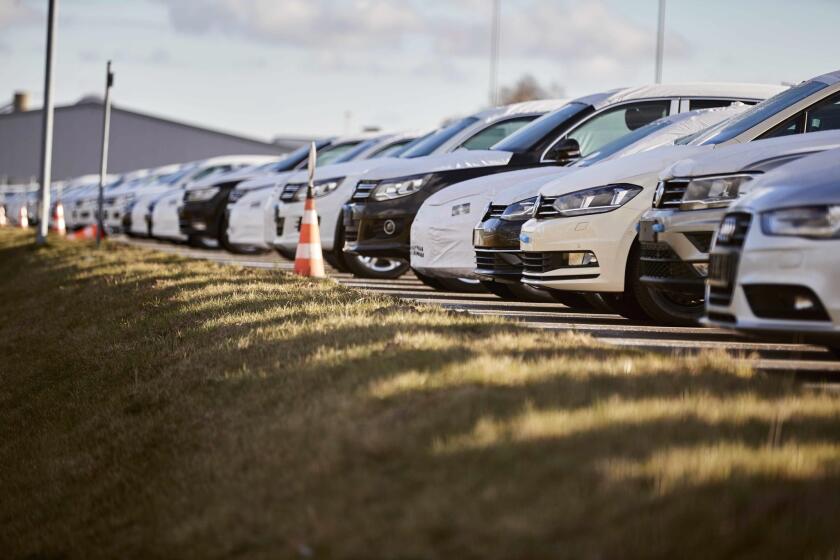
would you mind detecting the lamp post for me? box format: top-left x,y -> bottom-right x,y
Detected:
96,60 -> 114,246
35,0 -> 58,245
655,0 -> 666,84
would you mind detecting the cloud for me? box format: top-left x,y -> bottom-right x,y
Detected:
154,0 -> 690,80
0,0 -> 38,28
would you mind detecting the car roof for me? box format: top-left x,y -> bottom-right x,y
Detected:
594,82 -> 786,109
809,69 -> 840,86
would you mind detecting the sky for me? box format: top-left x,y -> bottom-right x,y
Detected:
1,0 -> 838,141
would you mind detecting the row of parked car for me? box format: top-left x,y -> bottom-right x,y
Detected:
3,69 -> 838,354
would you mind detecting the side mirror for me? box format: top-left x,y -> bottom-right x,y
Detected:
546,138 -> 581,165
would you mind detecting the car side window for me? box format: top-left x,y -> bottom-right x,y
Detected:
759,92 -> 840,139
565,100 -> 671,157
458,116 -> 537,150
805,92 -> 840,132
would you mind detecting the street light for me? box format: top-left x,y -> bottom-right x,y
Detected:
96,61 -> 114,246
655,0 -> 666,84
35,0 -> 58,245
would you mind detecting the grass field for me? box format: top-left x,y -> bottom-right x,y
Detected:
2,228 -> 840,559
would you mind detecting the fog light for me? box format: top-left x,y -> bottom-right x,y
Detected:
692,263 -> 709,277
383,219 -> 396,235
566,251 -> 597,267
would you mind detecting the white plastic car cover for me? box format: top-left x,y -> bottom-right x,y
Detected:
227,187 -> 274,248
410,167 -> 564,277
662,129 -> 840,180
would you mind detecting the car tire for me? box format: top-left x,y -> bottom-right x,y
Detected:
628,244 -> 704,326
345,254 -> 410,279
414,269 -> 448,290
323,250 -> 350,273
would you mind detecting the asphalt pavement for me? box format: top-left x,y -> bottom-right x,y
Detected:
117,236 -> 840,384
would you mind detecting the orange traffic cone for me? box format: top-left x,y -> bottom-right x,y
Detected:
293,189 -> 326,278
67,223 -> 101,241
52,202 -> 66,236
19,205 -> 28,228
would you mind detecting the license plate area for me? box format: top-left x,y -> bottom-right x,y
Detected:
638,220 -> 658,243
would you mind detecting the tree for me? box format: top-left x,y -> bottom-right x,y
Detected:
498,74 -> 565,104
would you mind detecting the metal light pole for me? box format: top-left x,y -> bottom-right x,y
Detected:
96,60 -> 114,246
36,0 -> 58,245
654,0 -> 666,84
488,0 -> 501,105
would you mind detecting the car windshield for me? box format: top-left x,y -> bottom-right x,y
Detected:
332,139 -> 379,163
158,167 -> 194,186
271,143 -> 316,172
491,102 -> 590,153
400,117 -> 480,158
692,80 -> 826,145
573,115 -> 681,168
317,141 -> 364,166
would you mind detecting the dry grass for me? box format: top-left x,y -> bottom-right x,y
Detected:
1,228 -> 839,559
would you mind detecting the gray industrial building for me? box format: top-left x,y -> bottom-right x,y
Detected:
0,93 -> 309,183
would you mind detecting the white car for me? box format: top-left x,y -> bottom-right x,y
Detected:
275,100 -> 570,277
345,83 -> 782,283
132,155 -> 276,240
71,171 -> 147,230
102,164 -> 183,233
519,71 -> 839,321
150,187 -> 189,242
637,130 -> 840,324
705,147 -> 840,354
226,132 -> 422,255
411,105 -> 748,295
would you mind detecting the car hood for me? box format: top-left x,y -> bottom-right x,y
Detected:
664,130 -> 840,179
186,165 -> 265,191
360,150 -> 513,181
733,147 -> 840,212
283,157 -> 400,185
540,144 -> 711,196
424,167 -> 568,208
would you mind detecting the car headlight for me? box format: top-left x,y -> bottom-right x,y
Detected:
293,177 -> 344,201
501,196 -> 538,221
551,184 -> 642,217
680,173 -> 756,210
761,206 -> 840,239
371,174 -> 429,201
186,187 -> 220,202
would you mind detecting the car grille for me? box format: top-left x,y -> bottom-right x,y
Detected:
640,242 -> 703,285
483,204 -> 506,220
714,212 -> 752,248
475,249 -> 523,275
521,252 -> 555,274
655,179 -> 689,208
534,196 -> 559,219
351,181 -> 377,202
279,183 -> 304,202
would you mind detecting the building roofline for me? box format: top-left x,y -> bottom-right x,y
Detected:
0,99 -> 312,148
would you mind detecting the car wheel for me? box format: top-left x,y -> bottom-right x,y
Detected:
436,276 -> 487,293
627,244 -> 704,326
323,250 -> 350,273
345,254 -> 410,279
414,269 -> 448,290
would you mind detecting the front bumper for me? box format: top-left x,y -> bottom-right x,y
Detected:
343,201 -> 414,259
473,217 -> 526,283
518,203 -> 643,293
638,207 -> 724,295
179,190 -> 231,239
705,216 -> 840,347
